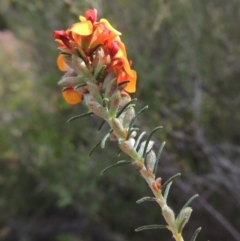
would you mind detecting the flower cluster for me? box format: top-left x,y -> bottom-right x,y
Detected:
54,9 -> 137,105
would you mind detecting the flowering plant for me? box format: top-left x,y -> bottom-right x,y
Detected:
54,9 -> 201,241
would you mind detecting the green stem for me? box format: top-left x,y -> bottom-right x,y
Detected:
107,114 -> 184,241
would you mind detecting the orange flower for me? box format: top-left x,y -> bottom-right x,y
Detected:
57,54 -> 67,71
62,88 -> 83,105
54,8 -> 138,104
117,70 -> 137,93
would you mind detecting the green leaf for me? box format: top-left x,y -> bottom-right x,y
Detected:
153,141 -> 166,174
94,64 -> 106,80
118,80 -> 130,89
116,98 -> 137,118
182,194 -> 199,209
163,182 -> 172,200
134,131 -> 146,149
74,83 -> 87,90
101,160 -> 131,175
135,224 -> 166,232
126,127 -> 139,140
190,227 -> 202,241
161,173 -> 181,191
128,105 -> 148,130
89,43 -> 103,56
97,120 -> 106,132
101,133 -> 110,149
67,112 -> 93,123
136,197 -> 157,204
88,139 -> 102,157
143,126 -> 163,157
75,47 -> 86,63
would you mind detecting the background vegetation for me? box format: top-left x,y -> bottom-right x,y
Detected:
1,0 -> 240,240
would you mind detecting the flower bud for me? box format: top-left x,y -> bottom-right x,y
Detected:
122,106 -> 135,128
58,76 -> 86,88
162,205 -> 177,233
146,150 -> 156,175
72,55 -> 91,77
119,139 -> 140,160
176,207 -> 192,233
111,118 -> 126,139
87,81 -> 102,104
104,77 -> 118,99
109,90 -> 121,117
87,101 -> 108,120
138,140 -> 154,158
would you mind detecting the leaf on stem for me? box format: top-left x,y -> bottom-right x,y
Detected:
101,133 -> 110,149
135,224 -> 166,232
89,44 -> 103,57
97,120 -> 106,132
182,194 -> 199,209
88,139 -> 102,157
94,64 -> 106,80
190,227 -> 202,241
143,126 -> 163,157
74,83 -> 87,90
153,141 -> 166,174
101,160 -> 131,175
67,112 -> 93,123
163,182 -> 172,200
161,173 -> 181,191
75,47 -> 87,63
136,197 -> 157,204
128,105 -> 148,130
134,131 -> 146,149
116,98 -> 137,118
126,127 -> 139,140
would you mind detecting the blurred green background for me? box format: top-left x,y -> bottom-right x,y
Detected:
1,0 -> 240,240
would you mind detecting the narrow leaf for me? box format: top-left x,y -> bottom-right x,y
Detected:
153,141 -> 166,174
97,120 -> 106,132
135,225 -> 166,232
163,182 -> 172,200
88,139 -> 102,157
75,47 -> 86,63
117,148 -> 122,156
67,112 -> 93,123
182,194 -> 199,210
127,127 -> 139,140
136,197 -> 157,204
101,160 -> 131,175
89,43 -> 103,56
143,126 -> 163,157
74,83 -> 87,90
116,98 -> 137,118
161,173 -> 181,191
118,80 -> 130,89
101,133 -> 110,149
94,64 -> 106,80
190,227 -> 202,241
128,105 -> 148,130
134,131 -> 146,149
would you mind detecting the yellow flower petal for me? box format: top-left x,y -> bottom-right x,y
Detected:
70,21 -> 93,36
79,15 -> 86,22
100,18 -> 121,35
121,57 -> 134,77
125,70 -> 137,93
